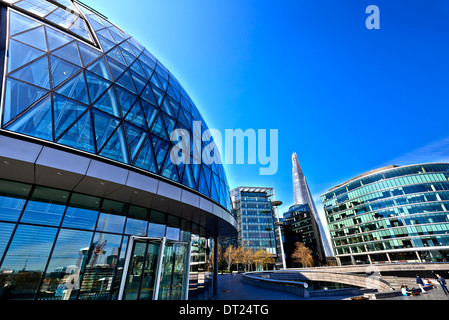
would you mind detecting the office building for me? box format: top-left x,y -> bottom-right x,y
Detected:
0,0 -> 237,300
321,164 -> 449,265
230,187 -> 284,268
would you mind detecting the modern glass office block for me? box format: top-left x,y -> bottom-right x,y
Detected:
321,164 -> 449,265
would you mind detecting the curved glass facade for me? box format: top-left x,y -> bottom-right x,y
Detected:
0,0 -> 236,301
321,164 -> 449,265
0,0 -> 231,210
0,178 -> 213,300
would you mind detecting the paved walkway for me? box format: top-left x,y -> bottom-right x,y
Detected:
214,274 -> 358,300
214,274 -> 449,301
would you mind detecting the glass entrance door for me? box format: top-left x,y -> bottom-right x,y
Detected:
119,237 -> 191,300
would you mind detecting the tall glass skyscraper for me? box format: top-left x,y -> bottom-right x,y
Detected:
321,164 -> 449,266
0,0 -> 237,300
292,152 -> 332,260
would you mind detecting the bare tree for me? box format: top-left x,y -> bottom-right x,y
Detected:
291,242 -> 314,268
224,245 -> 235,272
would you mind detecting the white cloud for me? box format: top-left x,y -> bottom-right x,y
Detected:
385,136 -> 449,166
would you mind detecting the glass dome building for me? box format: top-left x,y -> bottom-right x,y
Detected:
0,0 -> 237,300
322,164 -> 449,266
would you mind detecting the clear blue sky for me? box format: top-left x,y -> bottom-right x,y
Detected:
82,0 -> 449,232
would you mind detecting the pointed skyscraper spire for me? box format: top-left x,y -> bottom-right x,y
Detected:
292,152 -> 333,259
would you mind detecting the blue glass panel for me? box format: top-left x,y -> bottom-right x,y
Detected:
198,168 -> 210,196
140,83 -> 158,106
92,109 -> 121,151
151,85 -> 165,106
9,11 -> 41,37
97,35 -> 115,52
151,136 -> 169,172
6,95 -> 53,141
162,114 -> 176,137
7,39 -> 46,73
16,0 -> 58,18
85,71 -> 111,103
12,25 -> 47,51
78,42 -> 102,67
150,72 -> 163,90
151,113 -> 168,140
124,100 -> 147,129
62,193 -> 100,230
161,156 -> 179,182
120,41 -> 136,58
68,17 -> 92,42
96,28 -> 115,43
8,55 -> 50,89
53,94 -> 88,139
0,180 -> 32,222
177,107 -> 190,128
107,46 -> 127,66
2,78 -> 49,124
93,86 -> 121,117
87,56 -> 112,81
130,71 -> 147,94
115,69 -> 137,94
106,56 -> 126,81
140,99 -> 158,128
56,71 -> 89,105
127,41 -> 142,57
133,136 -> 157,173
50,55 -> 81,89
181,165 -> 196,190
99,124 -> 130,164
20,186 -> 69,226
115,86 -> 137,115
139,59 -> 154,79
108,26 -> 127,44
118,46 -> 136,66
45,7 -> 77,29
161,97 -> 174,117
130,60 -> 146,79
125,123 -> 147,160
52,41 -> 82,67
83,12 -> 105,31
157,74 -> 168,90
169,99 -> 180,119
45,26 -> 73,51
57,110 -> 95,153
210,175 -> 220,203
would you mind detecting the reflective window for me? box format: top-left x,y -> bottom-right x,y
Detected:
0,180 -> 31,222
38,229 -> 93,300
0,222 -> 15,261
148,210 -> 166,238
124,205 -> 149,236
78,232 -> 122,300
20,186 -> 69,226
0,224 -> 57,300
61,193 -> 100,230
97,199 -> 126,234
